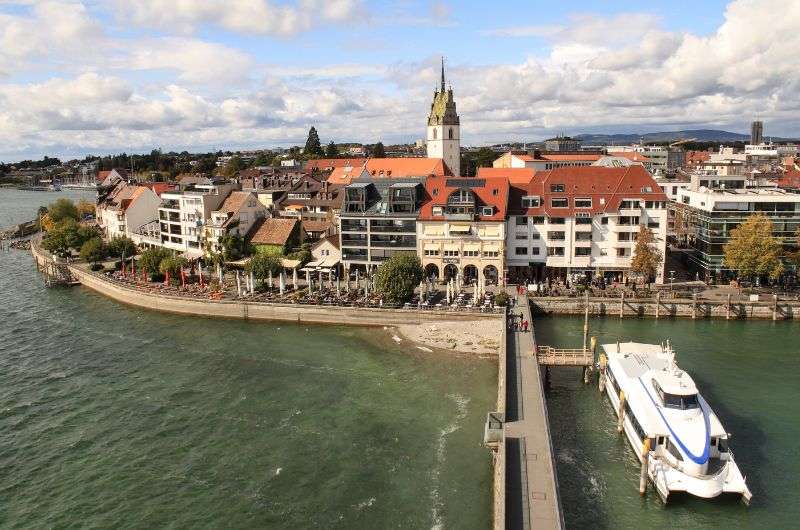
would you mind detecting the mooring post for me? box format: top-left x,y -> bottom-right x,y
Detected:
726,293 -> 731,320
639,438 -> 651,495
692,293 -> 697,319
582,290 -> 589,351
598,352 -> 607,393
773,294 -> 778,321
655,290 -> 660,319
620,291 -> 625,319
617,390 -> 626,433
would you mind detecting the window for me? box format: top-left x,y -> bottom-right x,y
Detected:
617,232 -> 632,241
548,217 -> 565,225
432,206 -> 443,216
531,216 -> 545,224
482,250 -> 499,258
531,233 -> 540,240
463,250 -> 480,257
616,248 -> 628,257
522,196 -> 541,208
448,128 -> 453,140
601,217 -> 609,225
443,250 -> 458,257
433,129 -> 437,140
516,216 -> 527,226
550,184 -> 565,192
531,247 -> 540,255
482,206 -> 494,216
547,247 -> 565,256
575,232 -> 592,241
575,198 -> 592,208
515,247 -> 528,255
515,233 -> 528,240
575,247 -> 591,256
424,249 -> 439,256
648,220 -> 660,229
547,231 -> 566,241
620,200 -> 641,209
551,198 -> 568,208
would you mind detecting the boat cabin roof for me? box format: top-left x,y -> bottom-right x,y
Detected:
653,370 -> 698,396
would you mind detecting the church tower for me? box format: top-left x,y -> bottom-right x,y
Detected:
426,58 -> 460,176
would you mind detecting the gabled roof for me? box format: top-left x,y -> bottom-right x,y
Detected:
302,220 -> 332,233
249,218 -> 298,246
139,182 -> 176,195
327,158 -> 447,185
418,176 -> 509,221
539,153 -> 603,162
608,151 -> 651,163
215,191 -> 254,216
507,165 -> 667,217
305,158 -> 365,171
312,233 -> 341,250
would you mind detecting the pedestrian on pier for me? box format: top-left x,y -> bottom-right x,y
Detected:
523,319 -> 529,332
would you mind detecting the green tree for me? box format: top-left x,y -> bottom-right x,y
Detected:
372,142 -> 386,158
159,256 -> 189,278
374,253 -> 424,304
79,237 -> 106,264
222,156 -> 243,176
246,253 -> 282,285
47,198 -> 79,223
41,219 -> 80,256
253,153 -> 270,167
139,247 -> 172,275
790,227 -> 800,270
630,225 -> 663,283
107,236 -> 137,258
304,127 -> 323,157
287,243 -> 312,266
218,233 -> 251,261
724,213 -> 784,281
325,141 -> 338,158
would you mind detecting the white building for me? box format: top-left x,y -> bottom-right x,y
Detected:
158,181 -> 238,257
96,183 -> 161,241
504,166 -> 669,284
206,191 -> 267,253
426,59 -> 461,176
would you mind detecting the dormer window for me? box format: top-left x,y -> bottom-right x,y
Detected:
521,196 -> 540,208
482,206 -> 494,216
551,184 -> 565,192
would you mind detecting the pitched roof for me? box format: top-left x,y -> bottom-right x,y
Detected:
305,158 -> 365,171
539,153 -> 603,162
507,165 -> 667,217
418,176 -> 510,221
476,167 -> 537,185
312,233 -> 341,250
140,182 -> 176,195
216,191 -> 253,216
302,220 -> 332,233
249,218 -> 298,246
608,151 -> 651,163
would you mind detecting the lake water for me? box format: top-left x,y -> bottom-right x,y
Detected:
536,315 -> 800,529
0,190 -> 497,528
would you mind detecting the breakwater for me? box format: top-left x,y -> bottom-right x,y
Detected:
529,294 -> 800,320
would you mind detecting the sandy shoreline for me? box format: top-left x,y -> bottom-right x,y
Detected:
393,318 -> 503,355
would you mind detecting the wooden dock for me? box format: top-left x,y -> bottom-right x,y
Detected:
489,296 -> 564,529
536,346 -> 593,367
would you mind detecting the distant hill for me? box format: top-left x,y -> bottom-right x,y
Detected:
574,129 -> 762,145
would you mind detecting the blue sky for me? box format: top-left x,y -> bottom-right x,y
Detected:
0,0 -> 796,161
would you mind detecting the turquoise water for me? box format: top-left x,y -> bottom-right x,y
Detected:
0,190 -> 496,528
536,316 -> 800,529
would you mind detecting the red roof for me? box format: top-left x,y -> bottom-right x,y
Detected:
508,165 -> 667,217
539,153 -> 603,162
685,150 -> 711,165
476,167 -> 538,185
608,151 -> 651,163
418,176 -> 510,221
140,182 -> 176,196
327,158 -> 447,185
305,158 -> 365,171
777,171 -> 800,190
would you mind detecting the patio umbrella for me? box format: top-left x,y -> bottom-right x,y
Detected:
306,269 -> 311,293
336,277 -> 341,295
474,281 -> 479,305
250,271 -> 255,295
364,277 -> 369,296
268,270 -> 273,290
446,281 -> 451,304
236,270 -> 241,296
217,263 -> 223,283
355,269 -> 360,291
279,271 -> 285,295
292,268 -> 298,290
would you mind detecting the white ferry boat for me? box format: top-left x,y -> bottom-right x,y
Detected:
601,341 -> 752,504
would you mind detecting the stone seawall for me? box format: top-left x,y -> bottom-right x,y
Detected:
67,266 -> 501,327
529,296 -> 800,320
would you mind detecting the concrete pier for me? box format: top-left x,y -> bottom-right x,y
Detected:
503,296 -> 563,529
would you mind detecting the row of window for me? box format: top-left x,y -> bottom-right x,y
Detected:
425,250 -> 500,258
514,247 -> 631,257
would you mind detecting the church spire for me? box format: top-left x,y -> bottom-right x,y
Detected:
440,56 -> 446,92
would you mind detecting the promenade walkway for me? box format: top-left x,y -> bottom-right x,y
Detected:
504,296 -> 563,530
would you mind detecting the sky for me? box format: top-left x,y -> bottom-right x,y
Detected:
0,0 -> 798,162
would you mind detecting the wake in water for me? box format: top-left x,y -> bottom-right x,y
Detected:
429,393 -> 470,530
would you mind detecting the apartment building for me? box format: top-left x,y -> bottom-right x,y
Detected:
493,150 -> 603,171
339,177 -> 425,272
675,174 -> 800,280
416,176 -> 508,284
504,166 -> 669,284
205,191 -> 266,253
96,182 -> 161,240
158,180 -> 237,257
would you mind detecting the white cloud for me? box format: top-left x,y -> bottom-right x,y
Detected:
116,0 -> 361,36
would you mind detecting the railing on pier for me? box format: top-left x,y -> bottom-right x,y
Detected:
536,346 -> 593,366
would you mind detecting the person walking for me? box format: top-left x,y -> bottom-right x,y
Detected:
523,319 -> 529,332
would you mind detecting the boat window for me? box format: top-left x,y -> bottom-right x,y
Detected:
652,378 -> 700,409
666,439 -> 684,461
657,436 -> 665,446
718,438 -> 729,453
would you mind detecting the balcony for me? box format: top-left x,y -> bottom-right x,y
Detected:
341,219 -> 368,232
370,234 -> 416,248
342,249 -> 368,261
160,200 -> 180,210
370,220 -> 415,233
341,235 -> 368,247
159,211 -> 180,222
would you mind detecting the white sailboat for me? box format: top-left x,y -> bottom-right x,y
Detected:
601,341 -> 752,504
